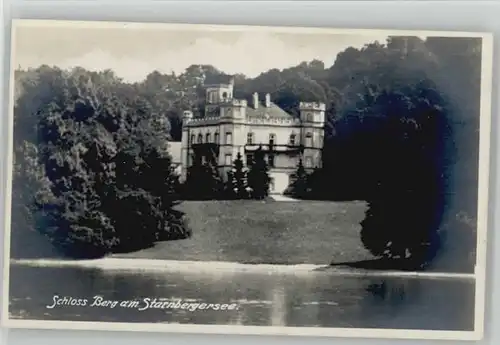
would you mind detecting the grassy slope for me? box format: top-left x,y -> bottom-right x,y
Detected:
114,200 -> 375,265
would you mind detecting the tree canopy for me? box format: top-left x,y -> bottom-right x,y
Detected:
14,68 -> 191,258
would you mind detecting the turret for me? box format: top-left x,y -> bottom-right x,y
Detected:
299,102 -> 326,124
204,76 -> 234,104
299,101 -> 326,169
221,99 -> 247,121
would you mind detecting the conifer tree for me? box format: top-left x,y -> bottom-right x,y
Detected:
184,149 -> 223,200
184,153 -> 203,199
247,147 -> 270,199
203,153 -> 224,199
288,158 -> 309,199
228,152 -> 249,199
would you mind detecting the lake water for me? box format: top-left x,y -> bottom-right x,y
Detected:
8,264 -> 475,330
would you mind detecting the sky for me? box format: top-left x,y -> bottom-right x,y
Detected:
13,23 -> 392,83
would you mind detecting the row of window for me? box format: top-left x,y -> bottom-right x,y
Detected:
190,131 -> 317,146
243,153 -> 275,167
246,132 -> 315,146
246,132 -> 307,146
191,132 -> 224,145
189,153 -> 314,169
232,153 -> 313,168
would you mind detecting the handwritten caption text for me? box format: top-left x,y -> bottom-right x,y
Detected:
46,295 -> 239,312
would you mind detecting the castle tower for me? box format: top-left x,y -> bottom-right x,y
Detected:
204,77 -> 235,117
299,102 -> 326,169
218,98 -> 248,177
220,99 -> 247,121
180,110 -> 193,182
205,77 -> 234,103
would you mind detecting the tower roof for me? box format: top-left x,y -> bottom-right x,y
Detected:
203,74 -> 234,86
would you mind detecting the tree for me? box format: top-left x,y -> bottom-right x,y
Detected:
35,94 -> 119,257
226,152 -> 249,199
22,68 -> 191,258
286,158 -> 309,199
351,82 -> 448,269
309,36 -> 451,269
247,147 -> 271,200
12,67 -> 70,255
183,147 -> 224,200
203,153 -> 225,199
183,156 -> 205,200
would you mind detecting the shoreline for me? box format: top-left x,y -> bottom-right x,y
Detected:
10,257 -> 475,280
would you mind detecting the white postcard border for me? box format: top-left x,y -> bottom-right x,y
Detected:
1,19 -> 494,341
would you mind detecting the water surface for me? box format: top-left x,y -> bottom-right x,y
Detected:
9,265 -> 475,330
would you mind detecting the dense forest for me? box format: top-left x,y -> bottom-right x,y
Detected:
12,36 -> 482,269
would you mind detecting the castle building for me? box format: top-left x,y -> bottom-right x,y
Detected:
179,77 -> 326,195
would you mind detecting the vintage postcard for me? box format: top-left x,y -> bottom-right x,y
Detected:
1,19 -> 493,340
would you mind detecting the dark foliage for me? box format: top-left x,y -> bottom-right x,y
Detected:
14,69 -> 191,258
247,147 -> 271,200
285,158 -> 309,199
182,147 -> 224,200
226,152 -> 250,199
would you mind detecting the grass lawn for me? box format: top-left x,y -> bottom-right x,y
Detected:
114,199 -> 376,265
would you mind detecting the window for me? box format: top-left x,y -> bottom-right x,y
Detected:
208,91 -> 217,103
289,133 -> 296,146
305,132 -> 313,147
307,113 -> 314,122
269,133 -> 276,146
246,154 -> 254,166
226,132 -> 233,145
268,154 -> 275,168
190,134 -> 195,145
247,132 -> 254,144
225,154 -> 232,166
214,132 -> 219,144
206,132 -> 211,143
197,133 -> 203,144
222,92 -> 228,99
305,156 -> 313,168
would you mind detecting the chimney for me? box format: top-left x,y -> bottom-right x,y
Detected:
252,92 -> 259,109
182,110 -> 193,124
265,93 -> 271,107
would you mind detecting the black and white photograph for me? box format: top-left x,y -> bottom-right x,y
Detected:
2,19 -> 493,340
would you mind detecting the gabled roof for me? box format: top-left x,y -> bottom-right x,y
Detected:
168,141 -> 182,164
246,102 -> 294,119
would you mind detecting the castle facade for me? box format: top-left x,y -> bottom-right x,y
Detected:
180,77 -> 326,195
